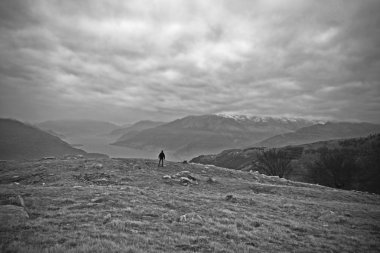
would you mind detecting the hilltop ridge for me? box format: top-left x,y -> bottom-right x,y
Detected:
0,157 -> 379,252
191,134 -> 380,194
216,113 -> 324,125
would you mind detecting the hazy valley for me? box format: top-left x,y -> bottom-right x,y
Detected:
112,114 -> 321,160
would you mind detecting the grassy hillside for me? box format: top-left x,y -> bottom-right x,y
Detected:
0,158 -> 379,252
256,122 -> 380,147
191,134 -> 380,194
0,119 -> 87,160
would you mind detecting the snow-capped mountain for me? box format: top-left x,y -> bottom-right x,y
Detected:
216,113 -> 324,125
113,114 -> 319,159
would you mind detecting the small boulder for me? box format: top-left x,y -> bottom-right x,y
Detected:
175,171 -> 191,177
225,195 -> 237,202
180,177 -> 192,184
133,164 -> 141,170
186,175 -> 197,181
178,213 -> 203,223
42,156 -> 56,160
179,214 -> 187,222
180,177 -> 198,185
162,175 -> 171,179
207,177 -> 216,183
250,171 -> 260,176
91,197 -> 107,203
93,163 -> 103,169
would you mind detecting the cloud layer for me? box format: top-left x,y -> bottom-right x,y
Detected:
1,0 -> 379,123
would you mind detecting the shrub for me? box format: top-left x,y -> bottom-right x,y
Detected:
255,149 -> 293,178
309,149 -> 358,189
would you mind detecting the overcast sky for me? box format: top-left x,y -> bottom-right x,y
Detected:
0,0 -> 379,124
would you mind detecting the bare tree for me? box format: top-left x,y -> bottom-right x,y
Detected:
309,149 -> 356,189
256,148 -> 293,178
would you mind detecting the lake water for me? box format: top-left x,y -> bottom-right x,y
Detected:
64,135 -> 183,161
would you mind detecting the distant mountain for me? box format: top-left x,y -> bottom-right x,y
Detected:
109,120 -> 165,138
0,119 -> 87,160
256,122 -> 380,147
191,147 -> 275,171
113,114 -> 319,159
190,134 -> 380,193
37,120 -> 119,137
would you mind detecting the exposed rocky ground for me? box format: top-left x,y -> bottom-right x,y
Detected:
0,158 -> 379,252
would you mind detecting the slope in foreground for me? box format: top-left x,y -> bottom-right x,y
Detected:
0,158 -> 379,252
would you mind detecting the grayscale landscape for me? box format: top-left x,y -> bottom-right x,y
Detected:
0,0 -> 379,252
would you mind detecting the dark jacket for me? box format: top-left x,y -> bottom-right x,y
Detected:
159,151 -> 165,160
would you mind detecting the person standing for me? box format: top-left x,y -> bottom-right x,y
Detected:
158,150 -> 165,167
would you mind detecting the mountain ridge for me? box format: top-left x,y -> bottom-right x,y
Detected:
110,120 -> 165,139
37,119 -> 120,137
0,118 -> 88,160
113,114 -> 318,159
256,121 -> 380,147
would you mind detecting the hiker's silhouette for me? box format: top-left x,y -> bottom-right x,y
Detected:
158,150 -> 165,167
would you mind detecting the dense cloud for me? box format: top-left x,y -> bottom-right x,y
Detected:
0,0 -> 379,123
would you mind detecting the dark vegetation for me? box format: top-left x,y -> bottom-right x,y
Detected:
256,149 -> 293,178
191,134 -> 380,193
309,149 -> 357,189
308,134 -> 380,193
